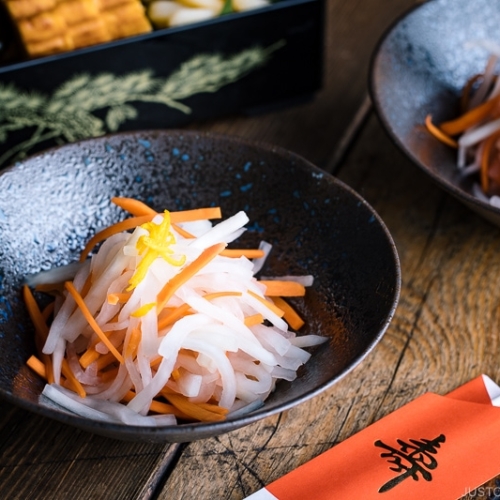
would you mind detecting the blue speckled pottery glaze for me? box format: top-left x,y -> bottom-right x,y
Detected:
0,130 -> 400,442
370,0 -> 500,226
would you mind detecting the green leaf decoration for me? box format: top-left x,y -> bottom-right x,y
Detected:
0,41 -> 285,168
106,104 -> 138,131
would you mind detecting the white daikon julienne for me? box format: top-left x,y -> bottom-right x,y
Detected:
24,197 -> 327,426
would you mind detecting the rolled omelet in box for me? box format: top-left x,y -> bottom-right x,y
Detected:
3,0 -> 152,57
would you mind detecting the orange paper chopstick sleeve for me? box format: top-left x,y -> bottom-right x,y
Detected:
247,375 -> 500,500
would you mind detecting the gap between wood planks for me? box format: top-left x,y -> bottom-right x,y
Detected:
136,442 -> 187,500
322,94 -> 372,175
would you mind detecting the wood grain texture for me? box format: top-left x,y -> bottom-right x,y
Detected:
13,0 -> 500,498
0,400 -> 181,500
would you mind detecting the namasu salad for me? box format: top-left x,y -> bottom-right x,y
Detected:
24,197 -> 326,426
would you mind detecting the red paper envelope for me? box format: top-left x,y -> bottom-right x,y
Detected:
246,375 -> 500,500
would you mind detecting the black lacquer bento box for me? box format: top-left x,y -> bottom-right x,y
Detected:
0,0 -> 324,170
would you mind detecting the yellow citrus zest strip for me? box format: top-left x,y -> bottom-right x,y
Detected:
131,302 -> 156,318
79,215 -> 155,262
127,211 -> 186,291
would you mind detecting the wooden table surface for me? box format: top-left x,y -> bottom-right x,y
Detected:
2,0 -> 499,498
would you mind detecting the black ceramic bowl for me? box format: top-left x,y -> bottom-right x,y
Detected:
370,0 -> 500,226
0,130 -> 400,442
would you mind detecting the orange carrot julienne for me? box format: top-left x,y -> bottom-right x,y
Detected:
247,289 -> 285,318
161,391 -> 227,421
23,285 -> 49,350
79,214 -> 155,262
79,347 -> 99,369
107,292 -> 131,305
61,358 -> 86,398
27,354 -> 47,379
95,351 -> 119,371
158,303 -> 192,330
439,94 -> 500,136
125,327 -> 142,359
41,302 -> 55,323
460,73 -> 484,111
169,207 -> 222,223
171,223 -> 195,239
65,281 -> 124,364
220,249 -> 265,259
111,197 -> 157,216
270,296 -> 305,330
260,280 -> 306,297
425,115 -> 458,148
480,131 -> 500,193
157,242 -> 227,311
244,313 -> 264,327
203,291 -> 242,300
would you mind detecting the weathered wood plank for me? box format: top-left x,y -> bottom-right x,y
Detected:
0,400 -> 181,500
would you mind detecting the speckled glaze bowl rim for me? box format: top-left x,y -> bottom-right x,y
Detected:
368,0 -> 500,222
0,129 -> 401,441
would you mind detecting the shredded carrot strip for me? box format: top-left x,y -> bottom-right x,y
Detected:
79,347 -> 99,369
61,358 -> 86,398
99,368 -> 118,382
111,199 -> 222,223
80,271 -> 93,298
79,215 -> 155,262
247,289 -> 285,318
460,73 -> 483,111
169,207 -> 222,223
203,291 -> 242,300
65,281 -> 124,364
157,242 -> 227,311
107,292 -> 131,305
270,296 -> 305,330
96,351 -> 119,371
111,197 -> 157,216
171,223 -> 195,239
161,391 -> 227,422
480,131 -> 500,193
27,354 -> 47,379
44,353 -> 54,384
158,303 -> 192,330
121,391 -> 190,418
41,302 -> 55,323
425,115 -> 458,148
220,249 -> 265,259
259,280 -> 306,297
244,313 -> 264,326
125,327 -> 142,359
23,285 -> 49,352
439,94 -> 500,136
